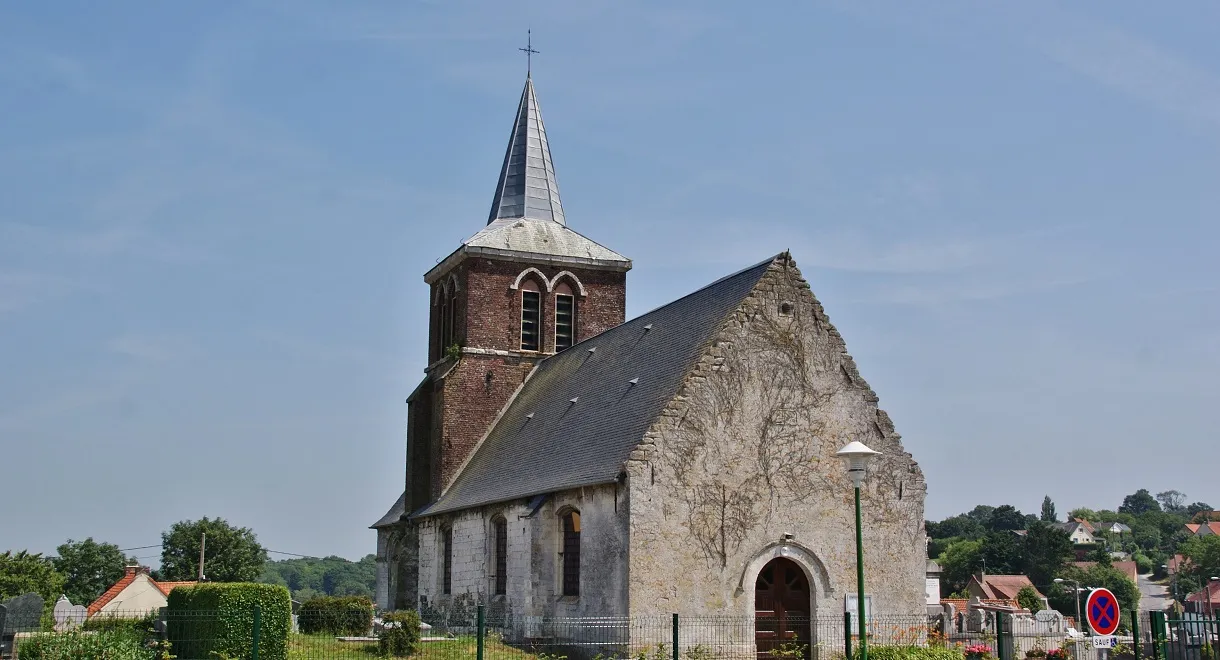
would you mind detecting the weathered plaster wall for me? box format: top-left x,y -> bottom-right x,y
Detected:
416,484 -> 628,623
626,256 -> 926,619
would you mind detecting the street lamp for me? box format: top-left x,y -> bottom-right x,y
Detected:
837,441 -> 880,660
1054,578 -> 1083,635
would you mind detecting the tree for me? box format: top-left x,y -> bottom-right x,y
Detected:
1069,507 -> 1098,521
52,538 -> 129,607
927,514 -> 986,541
1179,535 -> 1220,586
988,505 -> 1028,532
160,517 -> 267,582
259,555 -> 377,600
1017,585 -> 1044,613
0,551 -> 66,604
967,505 -> 996,525
1119,489 -> 1161,516
1023,522 -> 1074,587
1156,491 -> 1187,514
1041,496 -> 1058,523
981,531 -> 1024,575
938,539 -> 983,596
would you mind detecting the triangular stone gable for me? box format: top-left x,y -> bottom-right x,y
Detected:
625,254 -> 926,617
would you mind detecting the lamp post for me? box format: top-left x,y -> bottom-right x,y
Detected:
837,441 -> 880,660
1054,578 -> 1083,634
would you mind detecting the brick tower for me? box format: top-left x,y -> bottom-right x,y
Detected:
375,74 -> 631,608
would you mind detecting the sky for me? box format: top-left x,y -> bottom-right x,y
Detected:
2,2 -> 1219,564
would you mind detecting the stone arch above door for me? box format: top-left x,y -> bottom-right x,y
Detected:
736,542 -> 834,602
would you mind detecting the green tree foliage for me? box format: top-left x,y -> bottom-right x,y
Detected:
1041,496 -> 1058,523
160,517 -> 268,582
0,551 -> 66,603
1179,535 -> 1220,585
1156,491 -> 1187,515
52,538 -> 128,607
927,514 -> 986,541
1059,564 -> 1140,614
1017,585 -> 1044,613
967,505 -> 996,525
981,532 -> 1024,574
1022,523 -> 1074,587
1069,508 -> 1098,521
988,505 -> 1027,532
259,555 -> 376,600
937,539 -> 983,595
1119,489 -> 1161,516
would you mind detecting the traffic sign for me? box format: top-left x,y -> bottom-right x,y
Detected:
1086,588 -> 1120,636
1091,636 -> 1117,649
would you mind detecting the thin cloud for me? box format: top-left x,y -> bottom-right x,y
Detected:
107,334 -> 199,363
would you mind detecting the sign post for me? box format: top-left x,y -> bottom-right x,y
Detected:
1087,588 -> 1121,660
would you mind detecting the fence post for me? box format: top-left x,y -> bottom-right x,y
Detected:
477,604 -> 485,660
672,613 -> 679,660
251,604 -> 261,660
996,612 -> 1007,660
1130,610 -> 1141,660
1149,611 -> 1164,660
844,612 -> 853,659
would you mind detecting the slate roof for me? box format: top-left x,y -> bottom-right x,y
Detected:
487,76 -> 565,225
463,217 -> 629,266
414,255 -> 779,518
370,491 -> 406,529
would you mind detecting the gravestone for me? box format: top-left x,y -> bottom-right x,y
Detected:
52,596 -> 87,632
1,594 -> 43,634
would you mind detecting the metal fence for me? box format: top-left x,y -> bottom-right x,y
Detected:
6,607 -> 1214,660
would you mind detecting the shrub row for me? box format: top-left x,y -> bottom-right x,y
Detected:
859,645 -> 968,660
298,595 -> 375,636
17,629 -> 149,660
167,582 -> 292,660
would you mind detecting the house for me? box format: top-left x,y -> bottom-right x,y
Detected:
1093,522 -> 1132,535
88,566 -> 196,617
1053,520 -> 1097,545
1185,581 -> 1220,615
966,573 -> 1045,604
372,72 -> 928,637
1186,522 -> 1220,536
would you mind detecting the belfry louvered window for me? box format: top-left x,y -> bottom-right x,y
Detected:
521,285 -> 541,351
555,285 -> 575,351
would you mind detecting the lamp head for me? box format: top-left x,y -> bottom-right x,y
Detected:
1053,578 -> 1064,584
836,441 -> 880,486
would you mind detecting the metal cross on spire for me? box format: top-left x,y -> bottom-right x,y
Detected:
519,30 -> 539,77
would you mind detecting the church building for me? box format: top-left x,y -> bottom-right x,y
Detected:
372,72 -> 928,639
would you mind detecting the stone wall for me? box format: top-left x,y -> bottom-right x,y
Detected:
625,255 -> 926,619
415,484 -> 629,624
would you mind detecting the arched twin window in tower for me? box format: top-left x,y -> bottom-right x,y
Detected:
515,269 -> 584,353
436,274 -> 460,356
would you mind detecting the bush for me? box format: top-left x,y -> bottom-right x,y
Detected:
378,610 -> 421,657
167,582 -> 292,660
298,595 -> 374,636
16,629 -> 148,660
857,646 -> 966,660
80,611 -> 158,635
1133,553 -> 1154,575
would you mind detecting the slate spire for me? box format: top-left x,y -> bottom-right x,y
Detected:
487,76 -> 565,225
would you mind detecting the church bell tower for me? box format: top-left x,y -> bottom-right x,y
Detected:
406,72 -> 632,515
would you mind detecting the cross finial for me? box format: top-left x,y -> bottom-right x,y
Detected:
519,29 -> 539,77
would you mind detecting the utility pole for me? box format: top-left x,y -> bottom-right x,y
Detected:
198,532 -> 206,581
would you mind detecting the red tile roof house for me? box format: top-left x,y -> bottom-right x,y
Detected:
967,573 -> 1046,605
1186,522 -> 1220,537
1185,580 -> 1220,616
88,565 -> 196,617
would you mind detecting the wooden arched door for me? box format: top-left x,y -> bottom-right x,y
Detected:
755,557 -> 811,659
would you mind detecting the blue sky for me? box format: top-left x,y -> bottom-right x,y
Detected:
3,1 -> 1218,564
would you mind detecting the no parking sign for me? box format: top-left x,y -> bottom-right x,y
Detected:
1086,588 -> 1120,636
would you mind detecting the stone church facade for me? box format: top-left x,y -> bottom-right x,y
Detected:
373,74 -> 928,634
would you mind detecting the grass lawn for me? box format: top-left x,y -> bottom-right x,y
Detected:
288,634 -> 545,660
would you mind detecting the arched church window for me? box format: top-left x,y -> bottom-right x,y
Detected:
520,280 -> 541,351
554,282 -> 576,352
559,509 -> 581,597
441,526 -> 453,595
491,516 -> 508,596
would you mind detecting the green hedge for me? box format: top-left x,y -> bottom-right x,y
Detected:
297,595 -> 374,636
167,582 -> 292,660
378,610 -> 421,658
16,629 -> 149,660
858,646 -> 967,660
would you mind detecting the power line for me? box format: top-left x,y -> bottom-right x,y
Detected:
266,550 -> 320,559
120,544 -> 162,552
